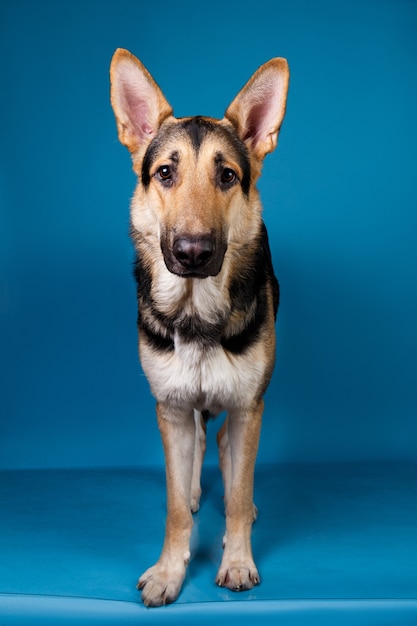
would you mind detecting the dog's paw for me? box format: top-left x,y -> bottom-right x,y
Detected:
190,487 -> 202,513
215,562 -> 260,591
137,563 -> 186,607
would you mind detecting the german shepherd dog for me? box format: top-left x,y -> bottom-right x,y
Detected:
110,49 -> 289,607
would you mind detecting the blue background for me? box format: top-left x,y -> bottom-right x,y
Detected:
1,0 -> 416,470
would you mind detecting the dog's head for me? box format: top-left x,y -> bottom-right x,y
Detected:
110,49 -> 289,279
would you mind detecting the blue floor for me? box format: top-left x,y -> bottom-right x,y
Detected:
1,462 -> 417,624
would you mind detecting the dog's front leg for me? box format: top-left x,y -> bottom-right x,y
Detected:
190,410 -> 206,513
216,401 -> 263,591
138,403 -> 195,607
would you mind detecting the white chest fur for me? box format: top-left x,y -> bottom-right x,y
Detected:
140,333 -> 266,414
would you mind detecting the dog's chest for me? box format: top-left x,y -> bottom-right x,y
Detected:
141,331 -> 265,413
139,273 -> 266,411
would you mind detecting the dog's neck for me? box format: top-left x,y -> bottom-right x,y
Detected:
152,257 -> 231,325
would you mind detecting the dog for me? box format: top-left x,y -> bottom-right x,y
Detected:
110,49 -> 289,607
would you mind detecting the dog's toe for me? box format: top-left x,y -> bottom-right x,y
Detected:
190,493 -> 201,513
138,563 -> 185,607
216,562 -> 260,591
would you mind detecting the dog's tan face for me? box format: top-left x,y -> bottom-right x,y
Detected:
139,116 -> 252,278
110,49 -> 289,279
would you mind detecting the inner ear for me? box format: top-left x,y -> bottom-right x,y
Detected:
243,90 -> 278,144
116,64 -> 159,140
110,49 -> 173,154
224,58 -> 289,160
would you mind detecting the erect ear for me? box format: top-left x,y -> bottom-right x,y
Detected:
224,58 -> 289,160
110,48 -> 173,154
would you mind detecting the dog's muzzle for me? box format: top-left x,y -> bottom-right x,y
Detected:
162,233 -> 227,278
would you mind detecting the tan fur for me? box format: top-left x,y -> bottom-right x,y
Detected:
110,48 -> 289,606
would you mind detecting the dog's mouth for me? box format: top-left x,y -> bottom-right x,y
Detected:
161,233 -> 227,278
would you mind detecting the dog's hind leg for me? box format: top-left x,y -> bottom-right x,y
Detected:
190,410 -> 206,513
138,403 -> 195,607
216,401 -> 263,591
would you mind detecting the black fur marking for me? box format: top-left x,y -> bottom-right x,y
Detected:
260,222 -> 280,319
133,253 -> 175,352
221,222 -> 279,354
221,293 -> 267,355
202,409 -> 214,422
141,137 -> 159,188
180,116 -> 212,152
133,251 -> 152,303
140,320 -> 175,352
177,314 -> 224,347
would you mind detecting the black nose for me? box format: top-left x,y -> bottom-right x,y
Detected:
172,236 -> 214,270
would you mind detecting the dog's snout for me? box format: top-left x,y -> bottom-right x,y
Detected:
162,231 -> 226,278
173,236 -> 214,270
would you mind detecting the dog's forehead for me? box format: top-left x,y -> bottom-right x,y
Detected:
152,117 -> 247,161
175,117 -> 234,152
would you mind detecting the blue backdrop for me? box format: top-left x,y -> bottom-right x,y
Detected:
1,0 -> 416,469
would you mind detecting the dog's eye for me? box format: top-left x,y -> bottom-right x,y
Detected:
220,168 -> 237,185
157,165 -> 172,181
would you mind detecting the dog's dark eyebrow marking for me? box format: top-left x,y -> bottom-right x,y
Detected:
170,150 -> 180,164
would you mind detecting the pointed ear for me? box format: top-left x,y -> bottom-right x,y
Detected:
224,58 -> 289,160
110,49 -> 173,154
